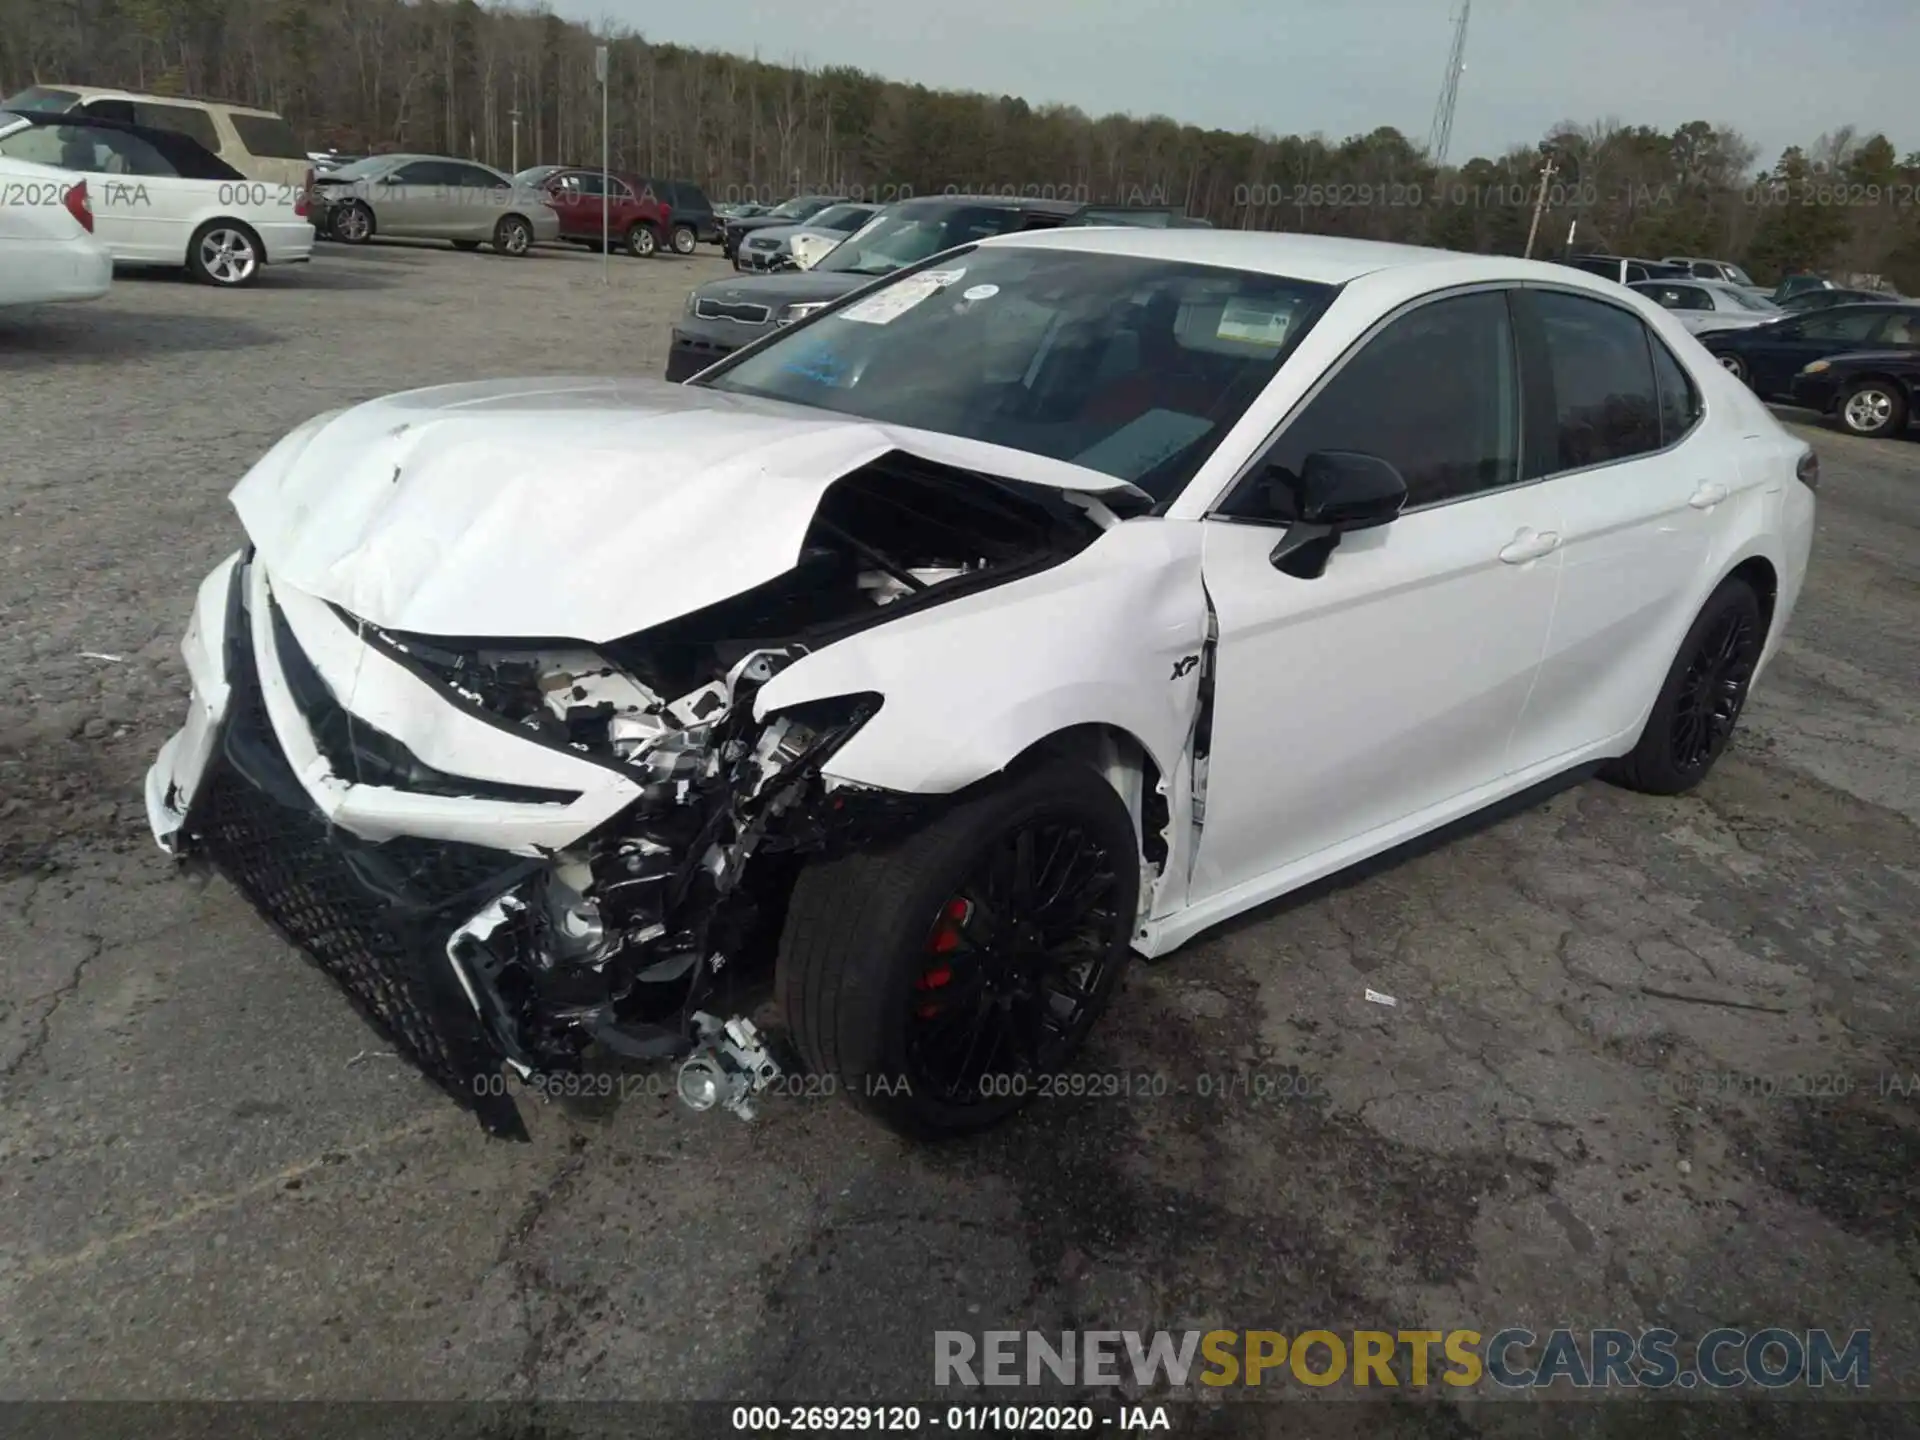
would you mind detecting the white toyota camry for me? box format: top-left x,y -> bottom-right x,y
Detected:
144,228 -> 1815,1139
0,109 -> 313,286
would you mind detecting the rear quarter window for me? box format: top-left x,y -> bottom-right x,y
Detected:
228,113 -> 306,159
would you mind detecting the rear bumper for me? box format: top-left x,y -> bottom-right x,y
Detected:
257,220 -> 316,265
13,239 -> 114,302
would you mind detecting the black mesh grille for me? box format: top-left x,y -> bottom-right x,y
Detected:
185,626 -> 535,1136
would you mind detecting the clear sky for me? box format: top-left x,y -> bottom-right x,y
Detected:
546,0 -> 1916,166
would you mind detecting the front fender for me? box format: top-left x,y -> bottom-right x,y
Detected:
753,519 -> 1209,794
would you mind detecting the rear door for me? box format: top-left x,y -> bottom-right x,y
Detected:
1507,288 -> 1724,767
446,161 -> 511,239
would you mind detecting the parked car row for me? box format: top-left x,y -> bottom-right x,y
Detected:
1699,302 -> 1920,437
0,108 -> 313,287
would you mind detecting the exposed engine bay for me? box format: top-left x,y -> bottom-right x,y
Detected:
166,456 -> 1123,1136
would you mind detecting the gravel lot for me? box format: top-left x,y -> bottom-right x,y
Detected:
2,241 -> 1918,1424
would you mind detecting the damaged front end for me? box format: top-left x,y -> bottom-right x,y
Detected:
148,456 -> 1109,1137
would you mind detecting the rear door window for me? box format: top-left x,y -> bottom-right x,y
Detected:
1523,290 -> 1664,474
131,101 -> 222,153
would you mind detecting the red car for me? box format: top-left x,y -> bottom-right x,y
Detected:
537,168 -> 672,257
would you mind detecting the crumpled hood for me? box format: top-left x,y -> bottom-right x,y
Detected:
230,376 -> 1140,644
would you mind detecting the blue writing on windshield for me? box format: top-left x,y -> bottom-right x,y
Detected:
782,342 -> 851,387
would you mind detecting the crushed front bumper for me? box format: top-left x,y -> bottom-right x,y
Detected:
145,553 -> 646,1138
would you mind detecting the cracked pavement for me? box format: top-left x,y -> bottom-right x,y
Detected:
1,243 -> 1917,1424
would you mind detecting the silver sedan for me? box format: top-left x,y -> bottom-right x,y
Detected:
1630,277 -> 1783,334
312,154 -> 561,254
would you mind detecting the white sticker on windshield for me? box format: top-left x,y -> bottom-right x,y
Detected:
1216,298 -> 1293,346
841,268 -> 967,325
962,283 -> 999,302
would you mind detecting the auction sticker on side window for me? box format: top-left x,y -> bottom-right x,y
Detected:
841,269 -> 966,325
1216,298 -> 1294,346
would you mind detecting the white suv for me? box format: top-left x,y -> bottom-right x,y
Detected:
0,85 -> 309,188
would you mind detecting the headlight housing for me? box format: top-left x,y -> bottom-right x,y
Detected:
777,301 -> 829,326
1800,360 -> 1830,375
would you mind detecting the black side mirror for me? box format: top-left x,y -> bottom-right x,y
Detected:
1268,450 -> 1408,578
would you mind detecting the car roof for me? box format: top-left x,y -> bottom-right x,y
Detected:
33,83 -> 281,116
976,226 -> 1596,286
0,108 -> 246,179
892,193 -> 1084,216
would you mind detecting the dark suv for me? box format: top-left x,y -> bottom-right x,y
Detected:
669,194 -> 1086,381
636,178 -> 718,252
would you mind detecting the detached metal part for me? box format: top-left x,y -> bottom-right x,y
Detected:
675,1011 -> 782,1120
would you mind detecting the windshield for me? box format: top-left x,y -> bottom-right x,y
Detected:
807,204 -> 873,232
816,206 -> 1027,277
513,165 -> 562,187
765,196 -> 828,220
1725,287 -> 1778,313
1725,265 -> 1756,287
699,246 -> 1334,503
0,87 -> 79,113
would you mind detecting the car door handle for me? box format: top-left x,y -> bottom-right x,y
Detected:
1689,482 -> 1729,509
1498,528 -> 1561,564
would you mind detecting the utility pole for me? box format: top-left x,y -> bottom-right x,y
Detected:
1523,155 -> 1557,259
595,44 -> 609,284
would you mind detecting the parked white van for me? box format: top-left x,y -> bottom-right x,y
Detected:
0,85 -> 309,188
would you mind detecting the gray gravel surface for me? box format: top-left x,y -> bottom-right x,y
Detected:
1,242 -> 1917,1424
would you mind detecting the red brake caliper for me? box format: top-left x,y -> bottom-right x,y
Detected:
917,897 -> 972,1016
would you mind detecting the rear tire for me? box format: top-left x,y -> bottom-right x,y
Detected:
493,214 -> 533,256
1837,380 -> 1908,439
1602,577 -> 1764,796
625,223 -> 658,258
187,221 -> 262,287
777,761 -> 1139,1139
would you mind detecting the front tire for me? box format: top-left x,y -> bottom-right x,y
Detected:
187,222 -> 261,287
1837,380 -> 1908,439
1602,577 -> 1764,796
493,214 -> 533,256
331,202 -> 373,244
777,761 -> 1139,1138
